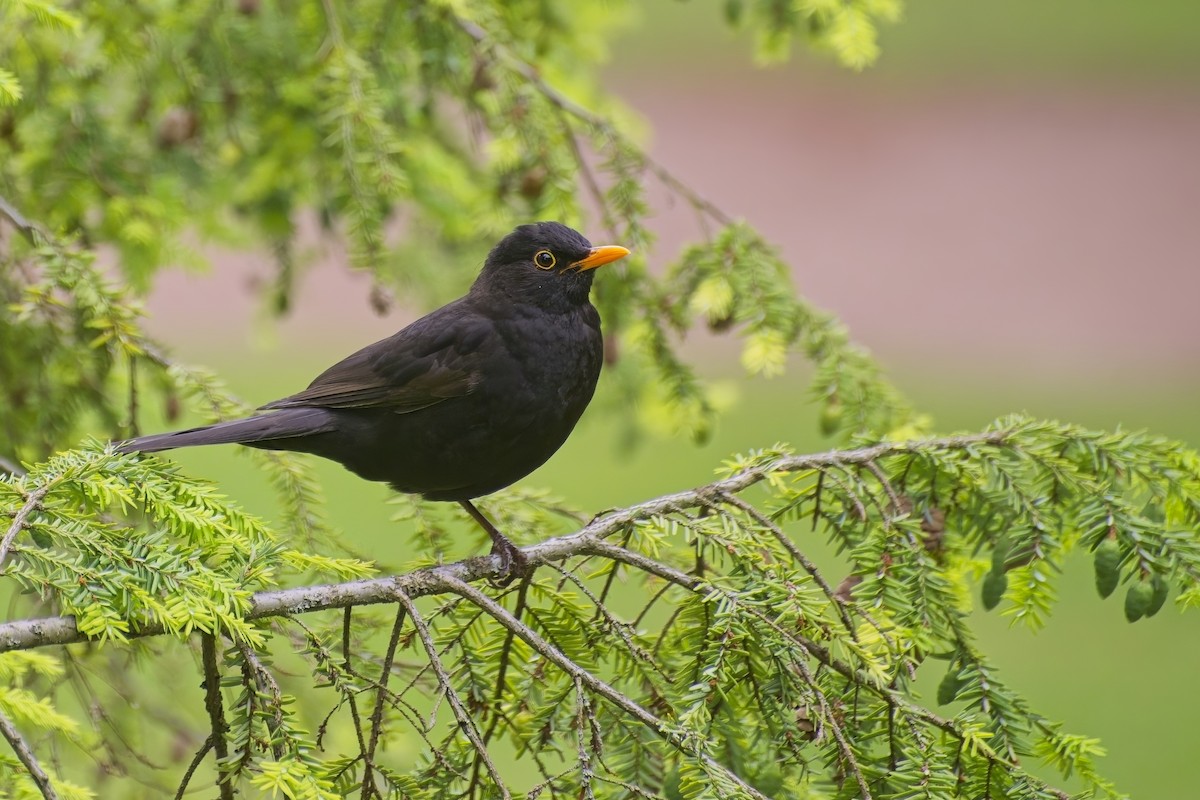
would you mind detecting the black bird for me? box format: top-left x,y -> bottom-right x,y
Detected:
118,222 -> 629,572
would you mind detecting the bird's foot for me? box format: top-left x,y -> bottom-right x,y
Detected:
487,535 -> 530,588
459,500 -> 531,588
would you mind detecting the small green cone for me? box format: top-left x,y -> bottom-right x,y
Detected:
1124,579 -> 1153,623
1145,575 -> 1169,618
1093,538 -> 1121,599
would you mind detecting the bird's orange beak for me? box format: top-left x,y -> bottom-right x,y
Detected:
570,245 -> 630,271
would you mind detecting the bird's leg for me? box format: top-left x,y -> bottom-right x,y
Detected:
459,499 -> 528,582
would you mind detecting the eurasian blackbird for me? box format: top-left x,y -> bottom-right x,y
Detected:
118,221 -> 629,572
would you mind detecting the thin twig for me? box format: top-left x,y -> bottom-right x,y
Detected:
548,563 -> 663,677
200,633 -> 234,800
341,608 -> 369,755
594,527 -> 635,611
126,356 -> 140,439
0,194 -> 39,244
288,617 -> 437,767
470,576 -> 531,796
235,642 -> 286,761
484,575 -> 530,740
553,108 -> 619,242
865,460 -> 904,516
573,676 -> 596,800
174,736 -> 213,800
395,588 -> 512,799
706,493 -> 897,654
0,706 -> 59,800
0,483 -> 52,571
825,464 -> 874,523
59,650 -> 162,774
361,604 -> 407,799
454,17 -> 731,228
788,638 -> 873,799
391,601 -> 478,708
631,580 -> 674,630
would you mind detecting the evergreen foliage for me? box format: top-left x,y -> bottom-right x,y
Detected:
0,2 -> 1192,799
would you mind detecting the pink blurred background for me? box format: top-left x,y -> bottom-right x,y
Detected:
145,2 -> 1200,386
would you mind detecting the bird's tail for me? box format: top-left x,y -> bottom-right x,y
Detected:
116,408 -> 335,454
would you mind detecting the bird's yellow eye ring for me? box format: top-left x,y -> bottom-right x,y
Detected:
533,250 -> 556,270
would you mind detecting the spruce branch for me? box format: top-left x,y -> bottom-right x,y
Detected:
339,608 -> 370,756
590,540 -> 1072,800
714,490 -> 860,639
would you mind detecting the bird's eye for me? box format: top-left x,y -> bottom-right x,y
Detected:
533,250 -> 556,270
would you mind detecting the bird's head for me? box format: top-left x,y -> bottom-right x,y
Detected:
472,221 -> 630,310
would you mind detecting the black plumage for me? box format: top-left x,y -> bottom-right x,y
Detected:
118,221 -> 630,571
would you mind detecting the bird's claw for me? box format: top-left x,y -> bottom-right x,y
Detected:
488,537 -> 530,588
458,499 -> 531,588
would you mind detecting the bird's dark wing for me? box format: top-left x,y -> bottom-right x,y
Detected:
261,302 -> 488,414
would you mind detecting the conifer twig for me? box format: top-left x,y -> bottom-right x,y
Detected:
340,608 -> 369,756
0,483 -> 52,571
236,642 -> 286,761
200,634 -> 234,800
395,588 -> 511,798
174,737 -> 213,800
0,707 -> 58,800
361,604 -> 406,798
0,195 -> 38,244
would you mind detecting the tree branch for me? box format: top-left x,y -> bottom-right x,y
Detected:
0,707 -> 58,800
589,540 -> 1072,800
0,431 -> 1009,655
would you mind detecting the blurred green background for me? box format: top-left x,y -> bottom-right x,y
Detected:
137,0 -> 1200,795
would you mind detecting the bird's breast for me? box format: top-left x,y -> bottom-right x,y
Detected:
491,305 -> 601,397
